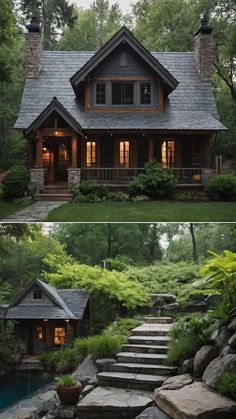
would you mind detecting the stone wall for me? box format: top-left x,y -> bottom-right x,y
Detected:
68,168 -> 81,189
195,32 -> 214,80
30,168 -> 45,192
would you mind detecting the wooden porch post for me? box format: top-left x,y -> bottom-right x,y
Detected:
71,136 -> 78,168
36,133 -> 43,168
148,138 -> 154,161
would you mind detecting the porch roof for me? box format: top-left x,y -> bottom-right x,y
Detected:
15,51 -> 226,132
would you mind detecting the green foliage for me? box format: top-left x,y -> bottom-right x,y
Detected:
128,161 -> 176,199
104,317 -> 142,337
44,256 -> 148,310
107,255 -> 134,272
96,185 -> 109,199
0,347 -> 10,370
40,348 -> 80,373
210,301 -> 232,326
2,165 -> 30,200
107,192 -> 130,202
196,250 -> 236,306
130,195 -> 150,202
79,180 -> 97,196
74,334 -> 124,359
167,315 -> 213,365
205,175 -> 236,201
218,372 -> 236,400
57,375 -> 77,388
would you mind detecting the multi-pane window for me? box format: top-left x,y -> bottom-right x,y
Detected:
33,290 -> 42,300
86,141 -> 96,167
119,141 -> 130,167
54,327 -> 66,345
112,83 -> 134,105
162,141 -> 175,167
96,83 -> 106,105
140,83 -> 152,105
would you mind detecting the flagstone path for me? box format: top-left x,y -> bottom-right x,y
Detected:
0,201 -> 66,222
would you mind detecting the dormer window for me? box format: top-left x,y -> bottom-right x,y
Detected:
112,82 -> 134,105
140,82 -> 152,105
33,290 -> 42,300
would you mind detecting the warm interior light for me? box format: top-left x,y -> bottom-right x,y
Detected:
65,319 -> 69,323
119,141 -> 129,167
43,147 -> 47,151
43,319 -> 48,322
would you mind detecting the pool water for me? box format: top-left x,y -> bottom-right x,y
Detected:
0,369 -> 54,412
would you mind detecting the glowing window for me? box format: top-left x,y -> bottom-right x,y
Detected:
162,141 -> 175,167
120,141 -> 130,167
86,142 -> 96,167
36,327 -> 43,340
54,327 -> 66,345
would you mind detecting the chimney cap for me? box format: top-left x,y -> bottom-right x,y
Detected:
26,17 -> 41,33
194,14 -> 213,36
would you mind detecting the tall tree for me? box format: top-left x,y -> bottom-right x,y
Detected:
189,223 -> 198,264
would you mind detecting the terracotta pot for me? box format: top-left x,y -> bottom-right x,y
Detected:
56,382 -> 82,406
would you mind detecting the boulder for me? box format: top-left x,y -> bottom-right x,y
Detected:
228,317 -> 236,332
95,358 -> 116,372
187,302 -> 208,313
179,358 -> 194,375
81,384 -> 95,398
229,307 -> 236,319
203,354 -> 236,390
154,380 -> 236,419
161,374 -> 193,390
216,327 -> 232,351
161,303 -> 179,312
49,406 -> 76,418
149,294 -> 176,304
72,355 -> 98,384
221,345 -> 236,357
135,406 -> 171,419
205,294 -> 221,308
228,332 -> 236,347
194,345 -> 218,378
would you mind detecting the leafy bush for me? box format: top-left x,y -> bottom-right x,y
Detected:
40,348 -> 80,373
218,372 -> 236,400
128,161 -> 176,199
2,165 -> 30,200
104,317 -> 142,337
74,334 -> 124,359
79,180 -> 97,196
167,315 -> 213,365
210,301 -> 233,326
73,193 -> 102,203
57,375 -> 77,388
0,348 -> 9,370
130,195 -> 150,202
96,185 -> 109,199
205,174 -> 236,201
107,192 -> 130,201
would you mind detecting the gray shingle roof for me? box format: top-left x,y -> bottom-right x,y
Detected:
15,51 -> 226,132
2,279 -> 89,320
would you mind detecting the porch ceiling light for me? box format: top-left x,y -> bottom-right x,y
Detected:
43,319 -> 48,322
65,319 -> 69,323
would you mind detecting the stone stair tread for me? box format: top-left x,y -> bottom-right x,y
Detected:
117,352 -> 167,360
123,344 -> 168,350
129,335 -> 171,342
112,362 -> 176,371
132,324 -> 173,333
144,316 -> 173,323
98,371 -> 168,384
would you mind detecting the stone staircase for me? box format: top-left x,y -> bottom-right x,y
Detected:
77,317 -> 177,418
34,183 -> 73,202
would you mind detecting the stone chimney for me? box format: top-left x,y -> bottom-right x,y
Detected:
194,15 -> 214,81
25,17 -> 42,78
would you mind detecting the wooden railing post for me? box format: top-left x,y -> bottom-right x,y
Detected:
36,133 -> 43,168
71,136 -> 77,168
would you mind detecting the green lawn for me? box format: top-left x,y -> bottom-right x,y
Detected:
0,200 -> 28,220
46,201 -> 236,222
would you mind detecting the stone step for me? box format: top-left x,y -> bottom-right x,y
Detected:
76,386 -> 153,419
44,188 -> 70,194
117,352 -> 167,365
128,335 -> 171,345
144,316 -> 173,324
131,323 -> 172,337
34,193 -> 72,202
97,372 -> 167,391
110,362 -> 177,376
122,344 -> 168,354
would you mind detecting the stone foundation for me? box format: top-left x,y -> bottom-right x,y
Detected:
30,168 -> 45,193
201,168 -> 216,184
68,168 -> 81,189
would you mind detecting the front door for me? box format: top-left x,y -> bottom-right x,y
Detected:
55,141 -> 70,182
32,325 -> 45,355
43,137 -> 71,183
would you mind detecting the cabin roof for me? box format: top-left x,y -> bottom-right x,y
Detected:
15,51 -> 226,132
2,279 -> 89,320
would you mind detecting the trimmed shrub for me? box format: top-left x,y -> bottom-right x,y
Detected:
79,180 -> 97,196
205,174 -> 236,201
218,372 -> 236,400
2,165 -> 30,200
40,348 -> 80,373
74,334 -> 124,359
128,161 -> 176,199
107,192 -> 129,201
96,185 -> 109,199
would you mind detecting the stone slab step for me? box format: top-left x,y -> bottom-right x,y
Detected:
122,344 -> 168,354
76,386 -> 153,419
128,335 -> 171,345
110,362 -> 177,376
131,323 -> 172,337
144,317 -> 173,324
97,372 -> 167,391
43,188 -> 70,194
117,352 -> 167,365
34,193 -> 72,202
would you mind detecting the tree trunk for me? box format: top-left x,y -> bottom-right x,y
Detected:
189,223 -> 198,264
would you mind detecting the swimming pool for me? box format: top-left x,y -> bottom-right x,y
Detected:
0,369 -> 54,412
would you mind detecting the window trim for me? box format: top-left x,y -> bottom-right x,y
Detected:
139,81 -> 153,106
94,81 -> 108,106
54,327 -> 66,345
33,289 -> 43,300
119,140 -> 130,168
162,140 -> 175,167
111,82 -> 135,107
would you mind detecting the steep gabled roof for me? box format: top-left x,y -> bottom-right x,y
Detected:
25,97 -> 82,135
2,279 -> 89,320
70,26 -> 178,95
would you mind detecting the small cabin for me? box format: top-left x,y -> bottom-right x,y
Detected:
1,279 -> 90,355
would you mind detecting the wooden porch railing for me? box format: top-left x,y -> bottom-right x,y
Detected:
81,167 -> 203,185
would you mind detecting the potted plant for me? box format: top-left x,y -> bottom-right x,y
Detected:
56,375 -> 82,406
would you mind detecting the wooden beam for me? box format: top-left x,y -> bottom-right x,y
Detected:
71,136 -> 78,168
148,138 -> 154,160
40,128 -> 75,136
36,134 -> 43,168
